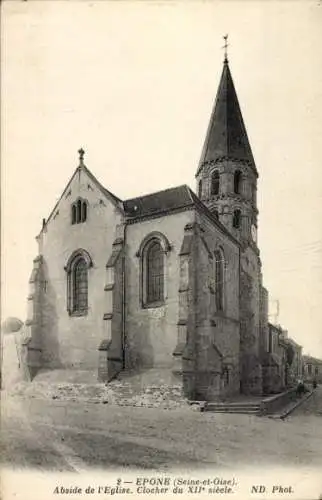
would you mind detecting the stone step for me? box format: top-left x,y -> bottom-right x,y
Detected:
206,404 -> 261,409
208,409 -> 260,415
210,400 -> 261,406
205,409 -> 260,415
205,402 -> 261,414
206,404 -> 260,409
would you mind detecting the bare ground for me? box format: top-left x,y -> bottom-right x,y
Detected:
1,387 -> 322,472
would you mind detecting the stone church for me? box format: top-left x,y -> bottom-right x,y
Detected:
22,53 -> 268,400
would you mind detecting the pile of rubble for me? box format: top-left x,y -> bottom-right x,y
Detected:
8,379 -> 192,410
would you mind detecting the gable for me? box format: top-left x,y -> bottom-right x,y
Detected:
40,164 -> 123,234
37,164 -> 125,281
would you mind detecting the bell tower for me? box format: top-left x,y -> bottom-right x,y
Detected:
196,39 -> 264,395
196,41 -> 258,250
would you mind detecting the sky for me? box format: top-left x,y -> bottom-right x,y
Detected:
2,1 -> 322,357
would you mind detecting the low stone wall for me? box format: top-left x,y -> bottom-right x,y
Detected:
260,388 -> 298,415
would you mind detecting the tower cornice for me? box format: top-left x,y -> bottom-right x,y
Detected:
196,157 -> 258,178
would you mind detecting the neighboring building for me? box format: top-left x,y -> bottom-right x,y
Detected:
262,323 -> 287,394
303,355 -> 322,384
285,337 -> 303,384
20,51 -> 294,400
259,286 -> 269,358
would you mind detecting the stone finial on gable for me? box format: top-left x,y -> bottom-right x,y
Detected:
78,148 -> 85,166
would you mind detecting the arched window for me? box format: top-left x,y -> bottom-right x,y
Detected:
138,232 -> 171,308
72,204 -> 77,225
65,250 -> 92,315
77,199 -> 82,223
234,170 -> 242,194
72,258 -> 88,313
198,180 -> 202,198
222,366 -> 230,387
71,198 -> 88,225
211,171 -> 220,195
82,201 -> 87,222
268,330 -> 273,353
214,249 -> 224,311
146,240 -> 164,305
233,209 -> 241,229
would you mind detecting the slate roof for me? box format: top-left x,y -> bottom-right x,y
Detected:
303,355 -> 322,364
124,184 -> 239,245
197,60 -> 256,175
124,185 -> 195,218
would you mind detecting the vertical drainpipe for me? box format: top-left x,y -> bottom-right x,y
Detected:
122,221 -> 128,370
238,244 -> 242,394
192,217 -> 199,400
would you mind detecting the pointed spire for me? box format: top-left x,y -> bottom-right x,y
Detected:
197,51 -> 256,174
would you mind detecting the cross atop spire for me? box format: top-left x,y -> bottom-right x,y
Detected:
222,34 -> 229,63
78,148 -> 85,165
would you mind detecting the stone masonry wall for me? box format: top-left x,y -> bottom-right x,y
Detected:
193,212 -> 240,399
38,167 -> 123,372
240,247 -> 262,394
124,210 -> 194,370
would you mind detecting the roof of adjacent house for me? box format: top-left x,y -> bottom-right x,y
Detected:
303,355 -> 322,365
285,337 -> 302,350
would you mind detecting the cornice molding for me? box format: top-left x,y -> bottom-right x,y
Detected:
197,157 -> 258,178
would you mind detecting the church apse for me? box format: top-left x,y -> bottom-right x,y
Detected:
25,152 -> 124,377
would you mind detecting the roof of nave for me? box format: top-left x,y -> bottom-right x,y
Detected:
197,59 -> 256,176
124,184 -> 240,245
124,185 -> 194,217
